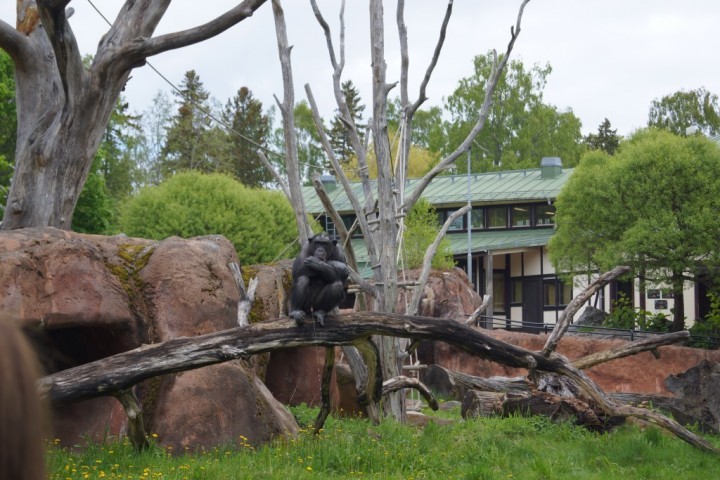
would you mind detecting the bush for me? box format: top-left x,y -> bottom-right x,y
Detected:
403,198 -> 454,270
118,171 -> 298,264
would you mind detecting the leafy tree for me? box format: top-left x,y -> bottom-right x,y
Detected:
292,101 -> 327,183
584,118 -> 620,155
648,87 -> 720,136
549,129 -> 720,331
404,198 -> 454,269
443,52 -> 584,172
222,86 -> 273,187
95,97 -> 143,200
161,70 -> 225,176
135,92 -> 174,187
118,171 -> 298,265
0,50 -> 16,209
329,80 -> 366,164
71,157 -> 115,234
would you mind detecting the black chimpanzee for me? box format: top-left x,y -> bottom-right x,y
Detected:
288,233 -> 349,326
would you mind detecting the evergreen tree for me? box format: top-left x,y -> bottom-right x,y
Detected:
584,118 -> 620,155
222,86 -> 272,187
328,80 -> 365,164
161,70 -> 222,175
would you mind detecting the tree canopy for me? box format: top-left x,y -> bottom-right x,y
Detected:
583,118 -> 620,155
118,171 -> 298,265
549,128 -> 720,330
442,52 -> 584,172
648,87 -> 720,136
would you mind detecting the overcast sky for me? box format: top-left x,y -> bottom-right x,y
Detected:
2,1 -> 719,137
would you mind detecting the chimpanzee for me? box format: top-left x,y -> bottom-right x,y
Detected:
288,233 -> 349,326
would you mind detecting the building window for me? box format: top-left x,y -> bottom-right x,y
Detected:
471,208 -> 485,229
487,206 -> 507,229
544,278 -> 572,308
536,204 -> 556,226
511,206 -> 531,227
493,271 -> 506,313
438,209 -> 465,231
323,216 -> 336,237
511,278 -> 523,305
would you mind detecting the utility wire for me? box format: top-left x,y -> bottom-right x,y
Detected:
86,0 -> 296,162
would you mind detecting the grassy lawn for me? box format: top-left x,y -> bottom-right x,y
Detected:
47,404 -> 720,480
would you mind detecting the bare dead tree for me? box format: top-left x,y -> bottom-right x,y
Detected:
0,0 -> 268,230
38,311 -> 719,454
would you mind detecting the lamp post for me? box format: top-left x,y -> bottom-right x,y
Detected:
467,147 -> 473,290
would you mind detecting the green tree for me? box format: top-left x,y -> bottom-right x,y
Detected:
584,118 -> 620,155
71,157 -> 115,234
329,80 -> 365,164
118,171 -> 298,265
403,198 -> 454,269
294,101 -> 327,182
443,52 -> 584,172
549,129 -> 720,331
648,87 -> 720,136
0,50 -> 16,209
135,92 -> 174,187
161,70 -> 224,176
222,86 -> 273,187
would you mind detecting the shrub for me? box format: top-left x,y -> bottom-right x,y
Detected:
403,198 -> 454,270
118,171 -> 298,264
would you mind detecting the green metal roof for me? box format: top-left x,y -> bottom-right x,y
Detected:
304,167 -> 573,214
446,228 -> 554,254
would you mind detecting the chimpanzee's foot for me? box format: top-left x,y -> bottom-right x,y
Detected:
289,310 -> 306,326
313,310 -> 327,326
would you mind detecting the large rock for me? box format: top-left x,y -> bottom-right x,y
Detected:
0,227 -> 298,450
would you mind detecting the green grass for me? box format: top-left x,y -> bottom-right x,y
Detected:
47,404 -> 720,479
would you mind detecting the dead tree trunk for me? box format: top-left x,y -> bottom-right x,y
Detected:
1,0 -> 267,229
38,312 -> 719,454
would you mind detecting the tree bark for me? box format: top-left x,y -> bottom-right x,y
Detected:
1,0 -> 267,229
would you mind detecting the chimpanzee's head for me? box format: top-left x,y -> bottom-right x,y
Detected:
308,233 -> 337,261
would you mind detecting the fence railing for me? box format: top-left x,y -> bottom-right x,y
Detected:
475,315 -> 720,350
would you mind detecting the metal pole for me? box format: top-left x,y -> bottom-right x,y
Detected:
467,147 -> 473,290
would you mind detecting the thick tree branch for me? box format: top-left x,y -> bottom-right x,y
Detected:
571,330 -> 690,370
132,0 -> 266,57
0,19 -> 28,60
541,265 -> 631,357
382,376 -> 439,410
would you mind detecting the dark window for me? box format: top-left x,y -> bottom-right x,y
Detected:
471,208 -> 485,229
536,204 -> 556,226
438,209 -> 465,231
323,216 -> 336,237
487,206 -> 507,229
511,206 -> 531,227
511,278 -> 523,305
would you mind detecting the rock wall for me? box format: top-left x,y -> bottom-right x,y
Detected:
423,327 -> 720,395
0,228 -> 297,451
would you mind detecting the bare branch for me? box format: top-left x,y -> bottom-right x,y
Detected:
0,19 -> 28,61
310,173 -> 375,298
402,0 -> 531,213
258,151 -> 290,199
541,265 -> 631,357
305,84 -> 379,266
270,0 -> 311,243
382,376 -> 439,410
118,0 -> 267,66
407,204 -> 471,316
466,295 -> 491,326
572,331 -> 690,370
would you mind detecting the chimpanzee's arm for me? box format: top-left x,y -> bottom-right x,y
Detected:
303,256 -> 348,282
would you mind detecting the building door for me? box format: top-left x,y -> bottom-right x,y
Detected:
522,277 -> 543,332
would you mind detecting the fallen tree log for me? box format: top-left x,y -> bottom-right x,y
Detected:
37,312 -> 719,454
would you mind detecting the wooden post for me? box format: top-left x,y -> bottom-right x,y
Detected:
485,253 -> 494,327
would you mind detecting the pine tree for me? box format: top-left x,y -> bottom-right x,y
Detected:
584,118 -> 620,155
222,87 -> 273,187
328,80 -> 365,164
161,70 -> 220,176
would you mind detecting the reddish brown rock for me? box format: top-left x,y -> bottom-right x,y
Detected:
0,228 -> 298,450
